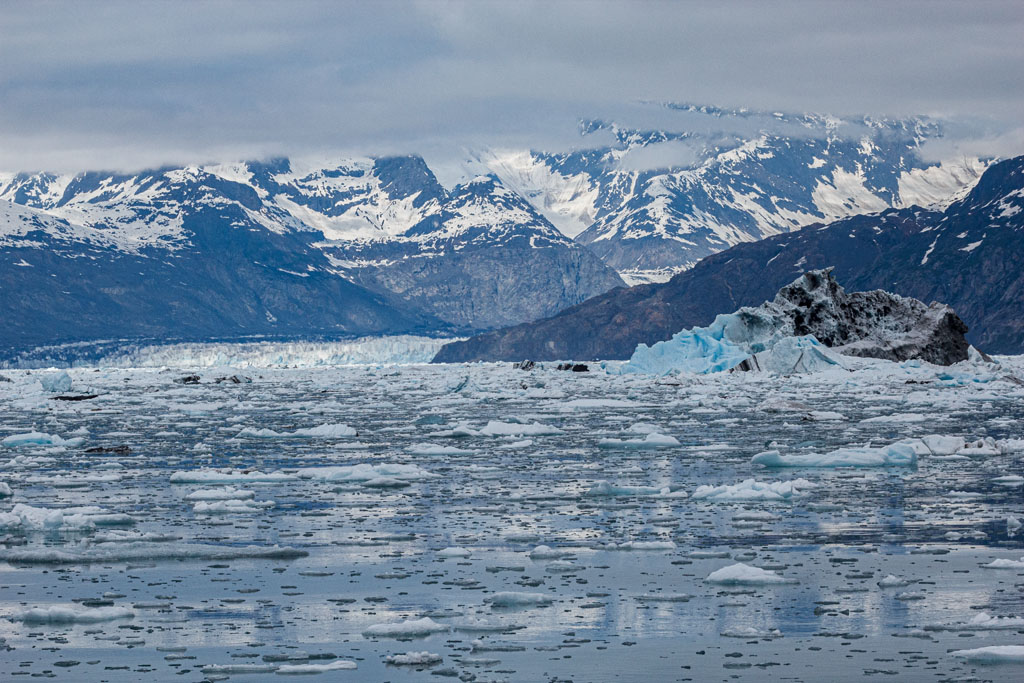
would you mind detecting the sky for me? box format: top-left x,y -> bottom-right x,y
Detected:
1,0 -> 1023,173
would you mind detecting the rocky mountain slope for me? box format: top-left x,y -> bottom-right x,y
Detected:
475,104 -> 987,284
0,156 -> 623,352
434,155 -> 1024,362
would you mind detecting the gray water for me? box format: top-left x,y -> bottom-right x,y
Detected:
1,360 -> 1022,681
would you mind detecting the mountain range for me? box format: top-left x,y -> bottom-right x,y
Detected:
0,104 -> 1003,358
436,154 -> 1024,362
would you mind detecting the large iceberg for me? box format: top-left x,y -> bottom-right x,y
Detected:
623,269 -> 969,375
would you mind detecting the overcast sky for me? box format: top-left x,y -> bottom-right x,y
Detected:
1,0 -> 1022,172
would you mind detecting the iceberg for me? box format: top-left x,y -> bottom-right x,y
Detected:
692,478 -> 816,502
622,269 -> 969,375
39,370 -> 73,392
705,562 -> 797,585
752,442 -> 917,468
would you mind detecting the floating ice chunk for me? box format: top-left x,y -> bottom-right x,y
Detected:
407,443 -> 473,455
634,594 -> 693,603
434,423 -> 479,437
0,504 -> 133,530
623,327 -> 751,376
438,547 -> 471,558
860,413 -> 927,424
994,475 -> 1024,486
721,626 -> 783,638
296,463 -> 436,483
385,651 -> 442,665
692,478 -> 816,502
877,575 -> 914,588
585,481 -> 686,497
237,423 -> 356,438
751,443 -> 917,468
184,487 -> 256,501
0,482 -> 11,497
2,432 -> 85,448
597,433 -> 680,450
39,370 -> 72,393
528,545 -> 574,559
203,664 -> 279,675
959,437 -> 1003,456
14,605 -> 134,624
808,410 -> 844,421
170,469 -> 297,483
486,591 -> 554,607
705,562 -> 797,585
0,542 -> 307,565
277,660 -> 357,674
557,398 -> 638,411
596,540 -> 676,551
950,645 -> 1024,663
193,499 -> 275,514
625,422 -> 661,434
922,435 -> 966,455
479,421 -> 563,436
363,617 -> 449,637
925,613 -> 1024,631
983,557 -> 1024,569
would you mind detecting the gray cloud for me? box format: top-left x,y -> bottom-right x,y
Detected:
1,0 -> 1022,172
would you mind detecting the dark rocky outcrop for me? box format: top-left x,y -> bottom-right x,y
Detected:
435,155 -> 1024,362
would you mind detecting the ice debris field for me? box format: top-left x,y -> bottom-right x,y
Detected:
0,351 -> 1023,682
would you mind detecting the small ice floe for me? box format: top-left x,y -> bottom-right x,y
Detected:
0,542 -> 307,565
236,423 -> 357,438
0,482 -> 11,497
994,475 -> 1024,487
485,591 -> 554,607
957,437 -> 1003,457
203,665 -> 279,675
692,478 -> 816,502
921,435 -> 966,455
2,431 -> 85,448
479,420 -> 563,437
950,645 -> 1024,663
277,660 -> 357,674
593,540 -> 676,551
170,469 -> 296,483
192,499 -> 275,514
528,545 -> 574,559
39,371 -> 73,393
363,617 -> 450,637
877,575 -> 914,588
983,556 -> 1024,569
925,613 -> 1024,631
860,413 -> 927,424
385,651 -> 442,665
597,433 -> 680,449
634,594 -> 692,603
0,504 -> 134,530
13,605 -> 135,623
434,422 -> 479,438
296,463 -> 436,484
557,398 -> 637,411
437,547 -> 471,558
407,443 -> 474,455
732,511 -> 779,522
751,442 -> 917,468
808,411 -> 843,421
184,487 -> 256,501
624,422 -> 661,434
721,626 -> 783,639
585,481 -> 687,498
705,563 -> 797,585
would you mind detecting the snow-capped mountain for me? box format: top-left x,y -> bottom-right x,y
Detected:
474,105 -> 987,284
0,156 -> 624,353
435,154 -> 1024,362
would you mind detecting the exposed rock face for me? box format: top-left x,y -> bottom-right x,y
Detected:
435,155 -> 1024,362
728,269 -> 969,365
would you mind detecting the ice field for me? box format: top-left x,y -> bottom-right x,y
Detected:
1,354 -> 1023,681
